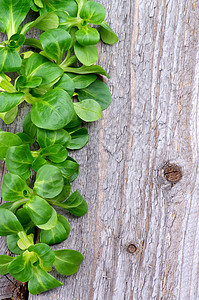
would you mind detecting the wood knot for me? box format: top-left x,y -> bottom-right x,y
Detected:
163,163 -> 182,183
128,244 -> 137,254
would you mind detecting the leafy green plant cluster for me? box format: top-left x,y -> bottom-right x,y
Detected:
0,0 -> 117,295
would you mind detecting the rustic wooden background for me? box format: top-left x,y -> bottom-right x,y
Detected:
0,0 -> 199,299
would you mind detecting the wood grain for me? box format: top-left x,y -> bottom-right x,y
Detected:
1,0 -> 199,299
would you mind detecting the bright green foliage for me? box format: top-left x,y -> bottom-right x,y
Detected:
74,42 -> 98,66
23,196 -> 57,230
33,165 -> 64,198
54,249 -> 84,275
74,99 -> 102,122
66,128 -> 89,150
40,214 -> 70,245
40,29 -> 71,64
6,145 -> 34,180
31,88 -> 75,130
0,0 -> 117,295
80,1 -> 105,25
2,173 -> 28,202
0,0 -> 31,37
77,79 -> 112,110
0,209 -> 23,235
0,92 -> 23,113
0,132 -> 22,160
0,255 -> 14,275
99,21 -> 119,45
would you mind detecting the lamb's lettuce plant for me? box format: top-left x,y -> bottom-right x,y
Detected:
0,0 -> 118,296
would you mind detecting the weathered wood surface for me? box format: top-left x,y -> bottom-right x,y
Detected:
0,0 -> 199,299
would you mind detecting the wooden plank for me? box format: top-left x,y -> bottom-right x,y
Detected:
1,0 -> 199,299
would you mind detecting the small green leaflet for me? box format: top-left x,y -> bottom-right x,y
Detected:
66,128 -> 89,150
31,88 -> 75,130
0,209 -> 23,235
40,215 -> 70,245
0,92 -> 24,113
54,249 -> 84,275
40,29 -> 71,64
61,65 -> 110,78
23,196 -> 57,230
8,253 -> 33,282
80,1 -> 106,25
74,99 -> 102,122
74,42 -> 98,66
33,165 -> 64,198
28,265 -> 63,295
0,131 -> 22,160
2,173 -> 28,202
0,0 -> 30,38
0,255 -> 14,275
77,79 -> 112,110
0,48 -> 22,72
57,190 -> 88,216
5,144 -> 34,180
99,21 -> 118,45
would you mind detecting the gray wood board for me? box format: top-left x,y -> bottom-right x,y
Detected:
1,0 -> 199,299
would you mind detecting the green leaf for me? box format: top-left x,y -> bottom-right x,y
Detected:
0,0 -> 30,37
99,21 -> 118,45
61,65 -> 110,78
40,0 -> 78,17
74,42 -> 98,66
40,215 -> 70,245
77,79 -> 112,110
66,128 -> 89,150
41,145 -> 68,163
64,113 -> 82,129
54,74 -> 75,97
0,106 -> 18,124
66,73 -> 97,89
52,159 -> 79,180
16,75 -> 42,90
75,26 -> 100,46
8,253 -> 33,282
59,190 -> 88,216
0,255 -> 14,275
37,128 -> 71,148
34,0 -> 43,7
24,38 -> 43,50
16,207 -> 33,225
80,1 -> 106,25
8,34 -> 25,49
21,12 -> 59,34
31,88 -> 75,130
6,144 -> 34,180
22,53 -> 63,87
23,196 -> 57,230
0,209 -> 23,235
28,265 -> 63,295
32,155 -> 47,172
16,208 -> 35,235
2,173 -> 28,202
40,29 -> 71,64
0,131 -> 22,160
0,92 -> 23,113
16,132 -> 35,145
74,99 -> 102,122
23,112 -> 37,139
0,48 -> 22,72
34,165 -> 64,198
54,249 -> 84,275
7,234 -> 25,255
48,181 -> 71,203
28,243 -> 55,270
